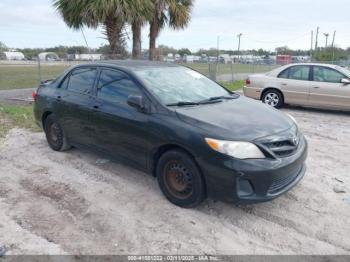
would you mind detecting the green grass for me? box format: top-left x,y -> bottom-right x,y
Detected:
221,80 -> 245,91
0,65 -> 69,90
0,104 -> 40,138
183,63 -> 278,76
0,62 -> 275,90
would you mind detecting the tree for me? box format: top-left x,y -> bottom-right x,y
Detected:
53,0 -> 133,58
149,0 -> 194,60
130,1 -> 153,59
275,46 -> 293,55
178,48 -> 191,56
0,41 -> 7,52
158,44 -> 177,55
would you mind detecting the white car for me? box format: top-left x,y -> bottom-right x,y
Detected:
244,63 -> 350,110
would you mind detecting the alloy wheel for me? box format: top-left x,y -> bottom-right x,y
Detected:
264,93 -> 280,107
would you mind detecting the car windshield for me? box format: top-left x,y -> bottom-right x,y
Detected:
134,67 -> 230,105
335,66 -> 350,78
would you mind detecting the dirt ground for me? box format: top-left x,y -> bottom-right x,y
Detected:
0,107 -> 349,255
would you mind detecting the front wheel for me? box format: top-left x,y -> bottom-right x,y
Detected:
262,90 -> 284,108
44,114 -> 71,151
156,150 -> 206,208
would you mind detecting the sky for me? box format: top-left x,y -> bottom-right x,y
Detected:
0,0 -> 349,52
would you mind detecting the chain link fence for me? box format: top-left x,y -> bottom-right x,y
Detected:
1,59 -> 350,90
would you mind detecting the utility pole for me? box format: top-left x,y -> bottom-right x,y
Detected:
331,30 -> 336,62
237,33 -> 242,62
324,33 -> 329,48
310,30 -> 314,61
315,27 -> 319,57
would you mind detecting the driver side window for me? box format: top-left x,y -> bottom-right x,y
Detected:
97,68 -> 141,104
313,66 -> 345,83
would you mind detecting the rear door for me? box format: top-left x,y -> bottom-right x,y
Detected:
309,66 -> 350,109
54,67 -> 98,146
89,68 -> 152,168
276,65 -> 311,105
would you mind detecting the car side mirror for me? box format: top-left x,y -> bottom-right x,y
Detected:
127,95 -> 146,112
341,78 -> 350,85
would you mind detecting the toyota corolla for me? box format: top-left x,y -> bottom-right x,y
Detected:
33,61 -> 307,208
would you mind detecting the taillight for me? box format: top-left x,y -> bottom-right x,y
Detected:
245,79 -> 251,85
32,91 -> 38,101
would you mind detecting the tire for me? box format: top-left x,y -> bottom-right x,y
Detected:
44,114 -> 71,152
156,149 -> 206,208
262,89 -> 284,108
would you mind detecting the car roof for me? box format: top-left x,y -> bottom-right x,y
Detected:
77,60 -> 181,71
284,63 -> 338,68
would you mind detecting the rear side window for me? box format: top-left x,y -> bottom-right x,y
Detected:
278,68 -> 289,79
278,66 -> 310,81
67,68 -> 97,94
313,66 -> 345,83
97,69 -> 141,104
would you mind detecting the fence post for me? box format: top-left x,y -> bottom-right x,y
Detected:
37,56 -> 42,84
209,63 -> 217,81
230,62 -> 234,83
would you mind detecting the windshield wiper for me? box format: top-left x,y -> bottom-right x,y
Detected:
166,96 -> 233,107
198,94 -> 238,104
166,101 -> 199,107
207,94 -> 239,101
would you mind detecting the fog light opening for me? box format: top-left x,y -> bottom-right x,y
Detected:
238,179 -> 254,197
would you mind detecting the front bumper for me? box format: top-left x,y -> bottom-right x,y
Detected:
196,135 -> 308,204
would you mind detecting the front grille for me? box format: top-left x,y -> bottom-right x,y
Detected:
256,125 -> 301,158
264,139 -> 298,157
268,168 -> 301,194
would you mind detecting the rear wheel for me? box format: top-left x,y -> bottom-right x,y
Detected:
262,89 -> 284,108
44,114 -> 71,151
156,150 -> 206,208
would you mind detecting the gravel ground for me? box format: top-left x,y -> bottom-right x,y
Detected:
0,107 -> 349,255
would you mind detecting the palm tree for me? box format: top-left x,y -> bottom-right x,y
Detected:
149,0 -> 194,61
130,1 -> 153,59
53,0 -> 145,58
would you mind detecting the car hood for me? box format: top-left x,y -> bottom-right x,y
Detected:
175,96 -> 294,141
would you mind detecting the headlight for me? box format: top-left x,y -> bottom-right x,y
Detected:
205,138 -> 265,159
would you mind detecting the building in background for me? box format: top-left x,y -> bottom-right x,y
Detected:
38,52 -> 59,61
0,51 -> 25,60
67,53 -> 103,61
276,55 -> 292,65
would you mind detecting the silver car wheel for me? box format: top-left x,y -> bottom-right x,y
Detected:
264,93 -> 279,107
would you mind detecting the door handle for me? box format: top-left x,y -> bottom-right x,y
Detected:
281,83 -> 288,86
56,95 -> 61,101
313,86 -> 320,89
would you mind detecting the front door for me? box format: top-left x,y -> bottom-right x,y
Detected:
309,66 -> 350,109
89,68 -> 152,169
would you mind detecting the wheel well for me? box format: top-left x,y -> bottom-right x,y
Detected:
261,88 -> 284,102
151,144 -> 207,196
152,144 -> 188,176
41,111 -> 52,129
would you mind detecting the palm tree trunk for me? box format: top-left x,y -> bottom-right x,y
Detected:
104,15 -> 124,59
149,15 -> 159,61
132,21 -> 142,59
